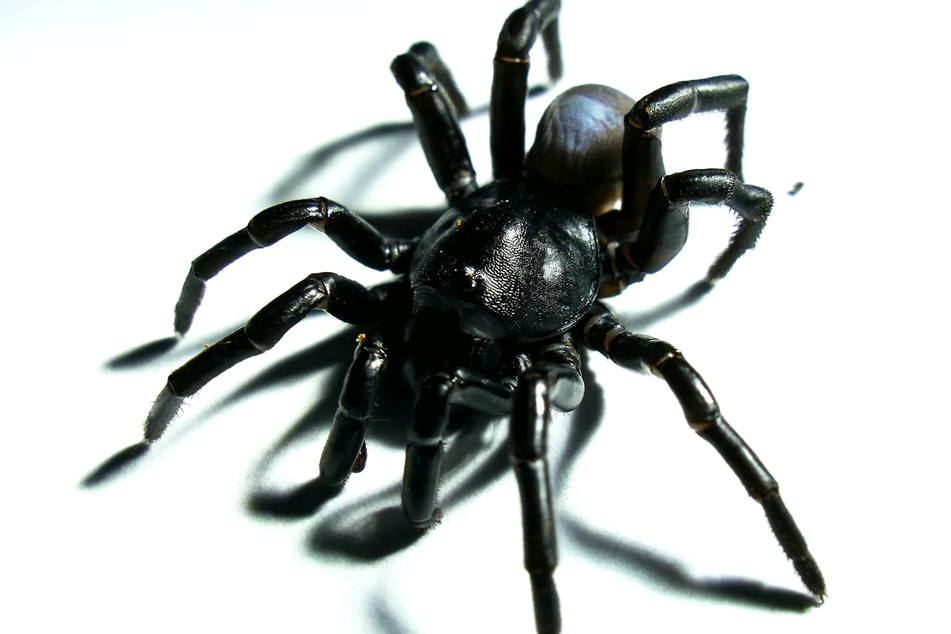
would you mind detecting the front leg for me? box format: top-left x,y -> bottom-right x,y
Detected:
620,74 -> 749,226
597,75 -> 770,289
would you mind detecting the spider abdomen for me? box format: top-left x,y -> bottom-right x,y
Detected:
526,84 -> 635,215
409,180 -> 600,341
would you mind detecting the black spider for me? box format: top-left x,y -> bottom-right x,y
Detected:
140,1 -> 825,631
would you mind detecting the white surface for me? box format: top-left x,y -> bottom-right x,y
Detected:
2,1 -> 947,632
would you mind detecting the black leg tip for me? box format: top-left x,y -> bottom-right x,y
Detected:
173,271 -> 206,336
793,556 -> 827,603
407,507 -> 442,530
761,492 -> 826,601
143,384 -> 184,442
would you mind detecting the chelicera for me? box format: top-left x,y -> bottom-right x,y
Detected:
141,1 -> 825,631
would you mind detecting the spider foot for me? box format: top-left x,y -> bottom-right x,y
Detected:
173,269 -> 206,336
408,506 -> 442,530
144,384 -> 184,442
794,556 -> 827,604
762,492 -> 826,601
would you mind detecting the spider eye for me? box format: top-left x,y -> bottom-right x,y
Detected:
437,262 -> 483,293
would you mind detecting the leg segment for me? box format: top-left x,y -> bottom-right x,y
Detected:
146,273 -> 383,441
510,373 -> 559,634
621,75 -> 749,222
627,75 -> 749,180
509,346 -> 583,634
401,369 -> 513,526
174,198 -> 415,334
391,44 -> 476,201
581,303 -> 826,599
606,169 -> 772,290
406,42 -> 469,117
491,0 -> 562,180
318,334 -> 388,485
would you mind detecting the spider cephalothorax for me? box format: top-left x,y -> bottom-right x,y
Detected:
410,181 -> 601,340
139,2 -> 824,632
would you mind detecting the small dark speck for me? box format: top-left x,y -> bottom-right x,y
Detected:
788,182 -> 804,196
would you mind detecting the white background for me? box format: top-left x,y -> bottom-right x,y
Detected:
2,1 -> 947,632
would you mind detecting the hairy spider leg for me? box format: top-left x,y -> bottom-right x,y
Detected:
581,303 -> 826,600
597,75 -> 763,290
626,75 -> 749,185
491,0 -> 563,180
391,45 -> 477,201
603,169 -> 772,294
318,333 -> 388,485
145,273 -> 389,441
172,197 -> 416,335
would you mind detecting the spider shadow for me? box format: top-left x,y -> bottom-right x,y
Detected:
304,408 -> 511,562
562,517 -> 816,611
90,101 -> 440,488
246,346 -> 604,561
91,84 -> 799,626
616,279 -> 714,333
80,442 -> 152,487
268,120 -> 418,204
104,320 -> 254,371
239,324 -> 412,520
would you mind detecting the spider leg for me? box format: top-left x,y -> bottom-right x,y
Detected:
603,169 -> 773,293
581,303 -> 826,600
405,42 -> 469,117
173,198 -> 414,335
510,338 -> 583,634
391,44 -> 477,201
146,273 -> 385,441
401,369 -> 513,526
596,75 -> 766,291
491,0 -> 563,180
625,75 -> 749,187
318,333 -> 388,485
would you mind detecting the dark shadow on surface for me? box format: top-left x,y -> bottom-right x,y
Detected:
104,322 -> 247,370
618,280 -> 714,333
304,412 -> 507,561
104,337 -> 179,369
230,327 -> 357,406
269,121 -> 417,203
248,477 -> 346,519
369,591 -> 415,634
563,517 -> 817,612
267,98 -> 500,204
310,501 -> 429,561
81,442 -> 150,487
244,375 -> 348,521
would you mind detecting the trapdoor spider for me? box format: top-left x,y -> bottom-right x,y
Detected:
141,1 -> 825,631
